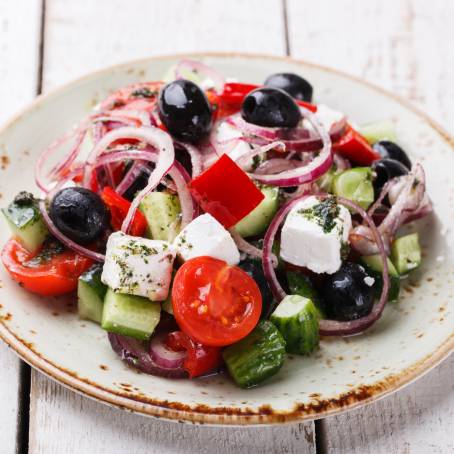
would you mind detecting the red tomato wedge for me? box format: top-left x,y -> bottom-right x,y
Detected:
101,187 -> 147,236
1,238 -> 93,296
171,256 -> 262,347
333,124 -> 380,165
189,154 -> 264,228
166,331 -> 223,378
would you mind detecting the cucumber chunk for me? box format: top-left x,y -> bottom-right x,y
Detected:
286,271 -> 325,319
360,255 -> 400,303
391,233 -> 421,275
101,289 -> 161,341
359,120 -> 397,144
78,264 -> 107,324
332,167 -> 374,210
2,192 -> 48,252
234,186 -> 279,237
139,192 -> 181,241
223,321 -> 286,388
317,167 -> 337,193
271,295 -> 319,355
162,295 -> 173,315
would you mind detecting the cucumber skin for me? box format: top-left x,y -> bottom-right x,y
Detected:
223,321 -> 286,389
360,255 -> 400,303
2,199 -> 48,252
78,265 -> 107,324
234,186 -> 279,238
101,289 -> 161,341
271,296 -> 319,355
286,272 -> 325,319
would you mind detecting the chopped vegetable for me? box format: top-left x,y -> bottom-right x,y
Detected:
391,233 -> 421,275
270,295 -> 319,354
78,264 -> 107,323
332,167 -> 374,210
223,320 -> 286,388
359,120 -> 397,144
286,271 -> 325,319
189,154 -> 265,228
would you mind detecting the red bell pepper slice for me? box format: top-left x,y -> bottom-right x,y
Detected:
166,331 -> 223,378
189,154 -> 265,228
101,187 -> 148,237
333,124 -> 380,165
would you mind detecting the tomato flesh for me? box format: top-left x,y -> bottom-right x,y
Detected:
166,331 -> 222,378
171,256 -> 262,347
1,238 -> 93,296
101,187 -> 147,236
189,154 -> 264,228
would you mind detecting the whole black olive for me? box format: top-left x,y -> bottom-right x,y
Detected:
49,187 -> 110,245
238,259 -> 275,319
158,79 -> 212,143
320,262 -> 375,321
372,158 -> 409,194
241,88 -> 302,128
373,140 -> 412,169
122,165 -> 150,201
264,72 -> 313,102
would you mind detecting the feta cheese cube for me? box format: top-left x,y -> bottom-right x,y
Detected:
173,213 -> 240,265
101,231 -> 176,301
280,196 -> 352,274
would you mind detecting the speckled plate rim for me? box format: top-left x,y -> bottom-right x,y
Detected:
0,52 -> 453,426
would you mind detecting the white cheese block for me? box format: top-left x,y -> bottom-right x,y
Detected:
280,196 -> 352,274
173,213 -> 240,265
101,231 -> 176,301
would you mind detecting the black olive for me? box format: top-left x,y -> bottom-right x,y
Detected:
320,262 -> 375,321
49,187 -> 110,245
373,140 -> 412,169
158,79 -> 212,143
372,158 -> 409,194
238,259 -> 275,319
241,87 -> 302,128
264,72 -> 313,102
122,164 -> 150,201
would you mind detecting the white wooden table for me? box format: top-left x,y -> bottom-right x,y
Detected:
1,1 -> 453,452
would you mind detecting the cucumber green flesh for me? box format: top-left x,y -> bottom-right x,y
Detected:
79,264 -> 107,299
316,167 -> 337,193
391,233 -> 421,275
139,192 -> 181,241
360,255 -> 399,278
333,167 -> 374,210
234,186 -> 279,237
359,120 -> 397,144
101,289 -> 161,341
222,321 -> 286,389
78,281 -> 104,324
286,272 -> 325,319
271,295 -> 319,355
2,204 -> 48,252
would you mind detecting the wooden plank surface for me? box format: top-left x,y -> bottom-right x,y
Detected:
29,1 -> 316,453
287,0 -> 454,452
0,1 -> 42,453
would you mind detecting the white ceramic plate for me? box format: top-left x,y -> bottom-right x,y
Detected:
0,53 -> 452,425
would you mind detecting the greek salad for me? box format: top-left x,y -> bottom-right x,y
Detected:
1,60 -> 431,388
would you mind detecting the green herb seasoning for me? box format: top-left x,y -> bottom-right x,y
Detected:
131,87 -> 157,98
298,197 -> 340,233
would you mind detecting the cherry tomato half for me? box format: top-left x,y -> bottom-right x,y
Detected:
171,256 -> 262,347
1,238 -> 93,296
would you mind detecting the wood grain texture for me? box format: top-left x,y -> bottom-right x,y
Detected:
29,1 -> 316,453
0,1 -> 42,452
287,0 -> 454,452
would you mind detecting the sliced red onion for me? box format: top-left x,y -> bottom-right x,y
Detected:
150,332 -> 186,369
242,106 -> 333,187
175,141 -> 203,177
254,158 -> 303,175
175,59 -> 225,93
333,152 -> 351,170
94,150 -> 193,228
108,333 -> 187,379
229,228 -> 278,268
226,113 -> 346,152
262,194 -> 389,336
38,200 -> 105,262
